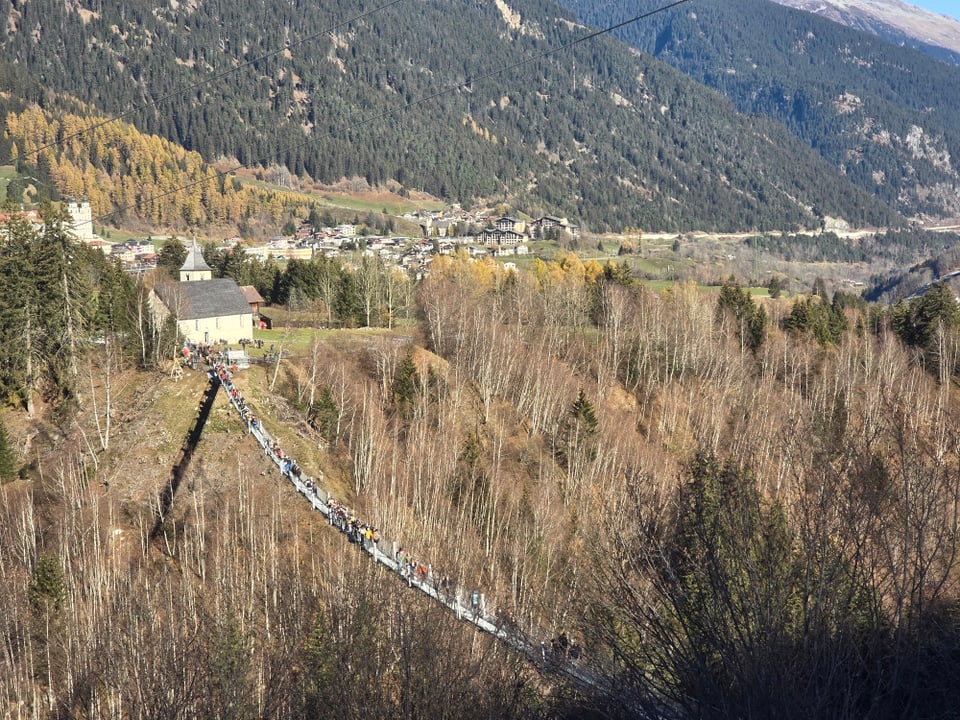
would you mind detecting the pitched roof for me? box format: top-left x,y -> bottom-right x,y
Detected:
240,285 -> 266,304
156,278 -> 252,320
180,238 -> 212,273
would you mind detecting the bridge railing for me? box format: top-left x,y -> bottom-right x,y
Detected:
214,369 -> 516,620
210,364 -> 595,687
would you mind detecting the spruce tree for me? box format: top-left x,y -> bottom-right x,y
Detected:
556,389 -> 599,469
392,353 -> 419,416
310,386 -> 339,443
569,388 -> 599,435
157,237 -> 188,278
29,554 -> 66,617
717,278 -> 767,352
0,417 -> 16,482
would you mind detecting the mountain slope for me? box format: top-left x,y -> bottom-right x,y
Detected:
0,0 -> 898,232
559,0 -> 960,221
772,0 -> 960,66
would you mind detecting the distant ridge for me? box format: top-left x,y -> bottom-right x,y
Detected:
559,0 -> 960,220
0,0 -> 900,232
772,0 -> 960,65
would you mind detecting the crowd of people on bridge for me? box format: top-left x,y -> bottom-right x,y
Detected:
214,363 -> 259,431
327,497 -> 381,548
210,359 -> 454,589
206,351 -> 580,668
183,340 -> 241,370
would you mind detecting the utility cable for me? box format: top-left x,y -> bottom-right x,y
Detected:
57,0 -> 694,227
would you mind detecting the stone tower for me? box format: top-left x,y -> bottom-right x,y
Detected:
66,198 -> 94,243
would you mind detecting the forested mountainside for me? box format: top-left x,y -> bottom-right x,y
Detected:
560,0 -> 960,220
0,0 -> 899,232
866,238 -> 960,302
772,0 -> 960,67
5,219 -> 960,717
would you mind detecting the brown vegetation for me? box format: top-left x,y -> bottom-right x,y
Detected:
3,251 -> 960,717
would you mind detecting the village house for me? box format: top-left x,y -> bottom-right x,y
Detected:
531,215 -> 564,235
494,216 -> 526,234
276,247 -> 314,260
123,239 -> 155,256
0,208 -> 43,239
244,245 -> 271,260
86,238 -> 113,255
313,231 -> 344,248
420,217 -> 457,238
531,215 -> 580,239
240,285 -> 267,329
493,243 -> 530,257
479,227 -> 526,246
110,245 -> 137,265
240,285 -> 265,317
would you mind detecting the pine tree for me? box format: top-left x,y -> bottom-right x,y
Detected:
555,388 -> 599,472
717,278 -> 767,352
569,388 -> 599,435
310,385 -> 339,443
29,205 -> 92,404
302,611 -> 336,710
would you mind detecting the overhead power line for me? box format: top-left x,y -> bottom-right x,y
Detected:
69,0 -> 695,228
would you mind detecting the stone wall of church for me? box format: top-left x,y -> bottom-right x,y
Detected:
178,312 -> 253,344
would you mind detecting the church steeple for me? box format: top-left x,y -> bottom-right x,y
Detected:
180,237 -> 212,282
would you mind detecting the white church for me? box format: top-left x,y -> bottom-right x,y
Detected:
150,240 -> 254,345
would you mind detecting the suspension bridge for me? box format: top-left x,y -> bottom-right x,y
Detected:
153,360 -> 607,701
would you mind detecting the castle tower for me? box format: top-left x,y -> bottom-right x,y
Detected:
66,198 -> 94,243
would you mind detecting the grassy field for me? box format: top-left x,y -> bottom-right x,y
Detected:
251,327 -> 325,356
0,166 -> 15,201
232,172 -> 444,217
642,279 -> 771,296
314,193 -> 435,216
251,323 -> 416,357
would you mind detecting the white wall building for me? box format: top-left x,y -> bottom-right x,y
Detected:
66,198 -> 94,243
150,240 -> 254,344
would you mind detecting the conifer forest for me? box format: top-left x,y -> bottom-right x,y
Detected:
3,0 -> 960,717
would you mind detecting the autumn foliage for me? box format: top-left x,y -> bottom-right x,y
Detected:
3,249 -> 960,718
6,106 -> 316,230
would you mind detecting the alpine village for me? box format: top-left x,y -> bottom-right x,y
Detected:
3,0 -> 960,717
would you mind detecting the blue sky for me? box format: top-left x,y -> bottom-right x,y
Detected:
911,1 -> 960,20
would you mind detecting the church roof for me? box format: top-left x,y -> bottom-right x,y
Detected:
156,278 -> 252,320
180,239 -> 212,273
